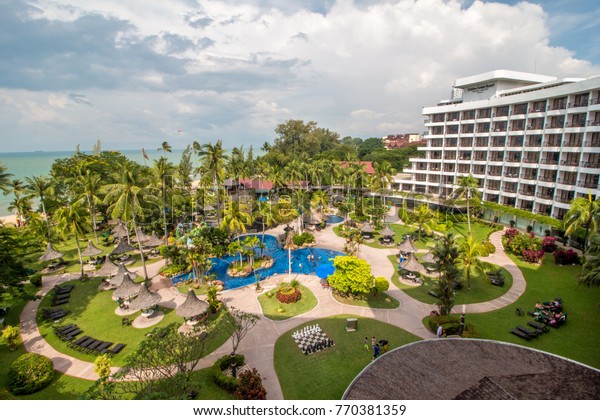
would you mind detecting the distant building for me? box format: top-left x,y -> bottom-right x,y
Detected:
382,134 -> 422,149
394,69 -> 600,220
340,161 -> 375,174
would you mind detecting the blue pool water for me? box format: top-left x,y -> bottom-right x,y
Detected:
171,234 -> 344,290
326,215 -> 344,224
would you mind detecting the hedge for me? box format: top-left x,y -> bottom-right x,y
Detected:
8,353 -> 55,395
212,354 -> 245,392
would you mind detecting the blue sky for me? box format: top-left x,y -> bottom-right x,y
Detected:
1,0 -> 599,152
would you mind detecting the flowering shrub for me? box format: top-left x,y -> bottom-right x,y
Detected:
276,284 -> 302,304
553,249 -> 580,265
542,236 -> 557,252
506,233 -> 541,255
522,249 -> 544,264
503,228 -> 519,241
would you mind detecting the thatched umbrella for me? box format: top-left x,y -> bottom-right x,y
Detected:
143,231 -> 163,248
380,224 -> 395,238
176,289 -> 209,320
112,273 -> 141,301
112,221 -> 128,238
38,242 -> 64,261
421,251 -> 437,264
398,236 -> 417,254
109,263 -> 139,288
132,228 -> 150,244
401,252 -> 425,273
110,240 -> 135,255
128,283 -> 161,312
361,222 -> 374,234
81,240 -> 103,257
96,257 -> 119,277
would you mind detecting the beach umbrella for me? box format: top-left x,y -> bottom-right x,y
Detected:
112,221 -> 128,238
38,242 -> 64,261
176,289 -> 209,320
128,283 -> 161,312
96,257 -> 119,277
380,224 -> 395,238
361,222 -> 374,233
109,263 -> 139,288
398,236 -> 417,254
132,228 -> 150,244
81,240 -> 103,257
112,273 -> 142,300
110,240 -> 135,255
400,252 -> 425,273
315,263 -> 335,279
143,231 -> 163,248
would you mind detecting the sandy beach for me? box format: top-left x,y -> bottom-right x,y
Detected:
0,214 -> 17,226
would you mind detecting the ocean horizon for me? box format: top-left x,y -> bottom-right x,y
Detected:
0,148 -> 185,217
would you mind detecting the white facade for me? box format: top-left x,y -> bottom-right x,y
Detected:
394,70 -> 600,220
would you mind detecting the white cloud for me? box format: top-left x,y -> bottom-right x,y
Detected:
2,0 -> 600,151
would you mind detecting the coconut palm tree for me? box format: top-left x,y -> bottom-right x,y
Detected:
412,204 -> 435,241
0,163 -> 13,195
457,235 -> 490,291
8,195 -> 32,226
581,233 -> 600,287
198,140 -> 228,224
24,175 -> 52,220
54,201 -> 90,277
432,232 -> 461,315
454,174 -> 481,235
243,235 -> 261,266
564,195 -> 600,251
153,157 -> 176,244
73,170 -> 103,243
103,161 -> 156,280
221,198 -> 253,246
255,201 -> 277,245
158,141 -> 172,154
311,190 -> 329,220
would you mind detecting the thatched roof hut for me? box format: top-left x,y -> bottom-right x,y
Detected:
132,228 -> 150,244
398,236 -> 417,254
109,263 -> 139,288
128,283 -> 161,311
143,231 -> 163,248
112,273 -> 142,300
96,257 -> 119,277
380,224 -> 395,238
110,240 -> 135,255
400,252 -> 425,273
38,242 -> 64,261
344,339 -> 600,400
81,240 -> 103,257
361,222 -> 374,233
176,289 -> 209,319
112,221 -> 128,238
421,251 -> 437,264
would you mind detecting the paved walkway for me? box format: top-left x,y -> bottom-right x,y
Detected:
20,220 -> 522,399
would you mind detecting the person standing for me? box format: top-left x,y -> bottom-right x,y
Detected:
371,336 -> 376,347
373,343 -> 380,360
436,324 -> 443,338
364,337 -> 370,350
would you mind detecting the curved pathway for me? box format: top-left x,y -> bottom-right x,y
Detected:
20,225 -> 522,399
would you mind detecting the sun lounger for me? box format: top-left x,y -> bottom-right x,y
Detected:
53,291 -> 71,299
95,342 -> 113,353
54,284 -> 74,292
49,309 -> 67,319
510,328 -> 531,340
65,328 -> 82,340
78,337 -> 96,349
105,343 -> 126,354
527,321 -> 549,333
516,325 -> 539,338
85,340 -> 103,352
51,297 -> 70,306
56,323 -> 75,334
71,336 -> 90,347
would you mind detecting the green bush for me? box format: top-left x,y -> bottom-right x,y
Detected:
8,353 -> 55,395
213,354 -> 245,392
480,241 -> 496,257
426,315 -> 478,338
29,273 -> 43,288
293,232 -> 315,246
276,284 -> 302,304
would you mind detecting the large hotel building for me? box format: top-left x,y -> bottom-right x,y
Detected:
394,70 -> 600,220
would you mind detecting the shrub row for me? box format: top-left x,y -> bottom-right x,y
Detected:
212,354 -> 245,392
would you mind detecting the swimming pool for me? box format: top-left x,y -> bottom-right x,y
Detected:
326,214 -> 344,224
171,234 -> 344,290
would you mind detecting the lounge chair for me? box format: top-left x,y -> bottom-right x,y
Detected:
95,342 -> 113,353
516,325 -> 539,338
105,343 -> 126,354
65,328 -> 82,340
85,340 -> 103,352
56,323 -> 75,334
527,321 -> 549,333
78,337 -> 96,350
71,335 -> 90,348
51,297 -> 70,306
510,328 -> 531,340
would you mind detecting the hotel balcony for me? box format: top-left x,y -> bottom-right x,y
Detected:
581,161 -> 600,169
578,180 -> 599,188
583,140 -> 600,148
560,160 -> 580,167
556,195 -> 574,204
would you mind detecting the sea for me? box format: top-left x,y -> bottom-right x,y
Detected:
0,149 -> 184,217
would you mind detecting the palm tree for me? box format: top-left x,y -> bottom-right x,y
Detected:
432,232 -> 462,315
8,195 -> 32,226
153,157 -> 176,244
564,194 -> 600,276
457,235 -> 490,291
454,174 -> 480,235
243,235 -> 261,266
581,233 -> 600,287
199,140 -> 228,224
103,161 -> 156,280
221,198 -> 253,246
311,190 -> 329,220
412,204 -> 435,241
158,141 -> 172,154
54,201 -> 90,278
0,163 -> 14,195
255,201 -> 277,245
24,175 -> 52,220
73,170 -> 103,243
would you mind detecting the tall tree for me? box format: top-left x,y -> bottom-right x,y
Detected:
73,169 -> 103,244
412,204 -> 435,241
581,233 -> 600,287
153,157 -> 176,245
25,175 -> 52,220
457,235 -> 490,291
198,140 -> 228,224
0,163 -> 14,195
221,199 -> 253,246
432,233 -> 462,315
158,141 -> 172,154
454,175 -> 481,235
54,201 -> 90,277
220,306 -> 259,356
103,161 -> 156,280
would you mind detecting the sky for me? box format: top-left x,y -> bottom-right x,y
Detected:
1,0 -> 599,153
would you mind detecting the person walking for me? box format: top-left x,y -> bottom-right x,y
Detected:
364,337 -> 370,350
373,343 -> 380,360
371,336 -> 376,347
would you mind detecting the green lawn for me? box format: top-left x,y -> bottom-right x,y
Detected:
332,290 -> 400,309
465,254 -> 600,369
258,285 -> 318,321
36,277 -> 232,366
274,315 -> 421,399
388,255 -> 513,305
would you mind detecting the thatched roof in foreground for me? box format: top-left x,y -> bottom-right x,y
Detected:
39,242 -> 64,261
109,263 -> 139,288
397,236 -> 417,253
128,283 -> 161,311
176,289 -> 209,319
112,273 -> 142,300
379,224 -> 395,237
343,339 -> 600,400
400,252 -> 425,273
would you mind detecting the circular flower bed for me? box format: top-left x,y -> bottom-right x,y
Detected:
276,284 -> 302,304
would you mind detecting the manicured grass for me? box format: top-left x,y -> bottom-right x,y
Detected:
37,277 -> 232,366
465,254 -> 600,369
258,285 -> 318,321
274,315 -> 421,399
388,255 -> 513,305
449,221 -> 501,243
176,283 -> 211,296
332,290 -> 400,309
